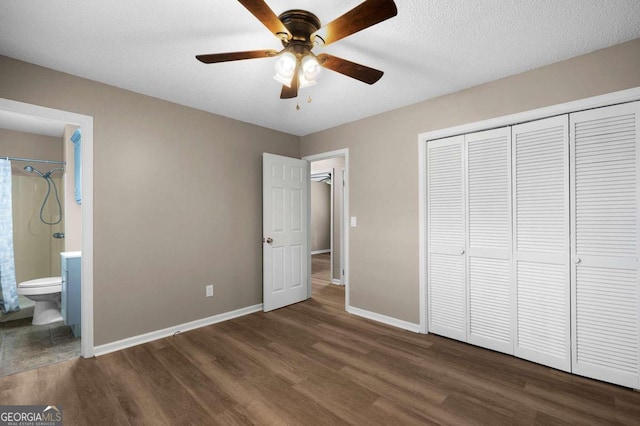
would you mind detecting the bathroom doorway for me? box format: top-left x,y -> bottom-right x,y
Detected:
0,98 -> 94,377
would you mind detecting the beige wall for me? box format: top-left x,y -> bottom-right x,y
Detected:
0,128 -> 62,162
63,125 -> 82,251
310,181 -> 330,252
301,38 -> 640,324
0,55 -> 300,345
0,128 -> 64,282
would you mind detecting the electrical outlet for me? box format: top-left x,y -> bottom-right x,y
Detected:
206,285 -> 214,297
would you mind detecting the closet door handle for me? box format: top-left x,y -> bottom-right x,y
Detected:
460,249 -> 465,255
575,256 -> 581,264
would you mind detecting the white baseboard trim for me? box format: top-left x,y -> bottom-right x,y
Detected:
93,303 -> 263,356
311,249 -> 331,255
346,305 -> 421,333
331,279 -> 343,285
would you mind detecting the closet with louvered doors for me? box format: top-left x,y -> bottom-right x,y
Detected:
426,100 -> 640,389
465,128 -> 513,354
427,128 -> 513,354
512,116 -> 571,372
426,135 -> 467,342
570,102 -> 640,389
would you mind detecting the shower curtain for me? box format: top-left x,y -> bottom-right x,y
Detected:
0,159 -> 19,313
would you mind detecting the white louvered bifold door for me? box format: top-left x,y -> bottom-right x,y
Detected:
427,135 -> 467,341
512,116 -> 571,371
465,128 -> 513,354
570,101 -> 640,389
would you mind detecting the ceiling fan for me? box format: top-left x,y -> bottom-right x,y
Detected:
196,0 -> 398,99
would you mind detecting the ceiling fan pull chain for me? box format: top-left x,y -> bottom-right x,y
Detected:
296,96 -> 313,110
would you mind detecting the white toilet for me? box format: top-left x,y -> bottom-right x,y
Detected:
17,277 -> 63,325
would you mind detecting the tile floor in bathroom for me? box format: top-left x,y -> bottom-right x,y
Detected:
0,318 -> 80,378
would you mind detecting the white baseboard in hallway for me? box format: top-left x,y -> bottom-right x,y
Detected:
311,249 -> 331,255
346,305 -> 421,333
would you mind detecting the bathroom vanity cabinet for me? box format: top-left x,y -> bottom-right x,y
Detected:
61,251 -> 81,337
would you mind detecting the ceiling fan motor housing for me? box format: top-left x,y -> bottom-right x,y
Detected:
278,10 -> 323,55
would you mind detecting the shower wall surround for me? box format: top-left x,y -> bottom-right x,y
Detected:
0,128 -> 64,283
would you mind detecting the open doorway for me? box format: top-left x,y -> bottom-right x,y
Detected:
305,150 -> 349,311
0,125 -> 82,377
0,98 -> 94,375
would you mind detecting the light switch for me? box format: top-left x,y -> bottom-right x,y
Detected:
350,216 -> 357,227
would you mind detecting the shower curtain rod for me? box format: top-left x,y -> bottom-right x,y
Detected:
2,156 -> 66,165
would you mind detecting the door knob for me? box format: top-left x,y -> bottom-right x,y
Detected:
575,256 -> 581,264
264,237 -> 273,244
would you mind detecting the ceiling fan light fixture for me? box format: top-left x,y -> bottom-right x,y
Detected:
273,51 -> 297,87
301,54 -> 322,82
298,71 -> 317,89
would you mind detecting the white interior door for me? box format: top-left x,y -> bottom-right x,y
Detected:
427,135 -> 467,341
465,127 -> 513,354
512,116 -> 571,371
570,102 -> 640,388
263,153 -> 309,312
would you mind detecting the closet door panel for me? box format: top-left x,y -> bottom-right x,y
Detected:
513,116 -> 571,371
427,136 -> 467,341
465,128 -> 513,353
571,102 -> 640,389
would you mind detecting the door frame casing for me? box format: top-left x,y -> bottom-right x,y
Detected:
303,149 -> 350,310
418,86 -> 640,334
0,97 -> 94,357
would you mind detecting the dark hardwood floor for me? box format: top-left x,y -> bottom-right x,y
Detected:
311,253 -> 344,311
1,255 -> 638,425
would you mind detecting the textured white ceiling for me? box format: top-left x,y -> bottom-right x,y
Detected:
1,1 -> 639,136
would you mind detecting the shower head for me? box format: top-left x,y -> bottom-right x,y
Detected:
23,165 -> 63,178
24,165 -> 45,177
43,167 -> 64,178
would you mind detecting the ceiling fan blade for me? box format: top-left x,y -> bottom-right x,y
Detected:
196,49 -> 278,64
238,0 -> 291,40
317,54 -> 384,85
311,0 -> 397,46
280,84 -> 297,99
280,64 -> 300,99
